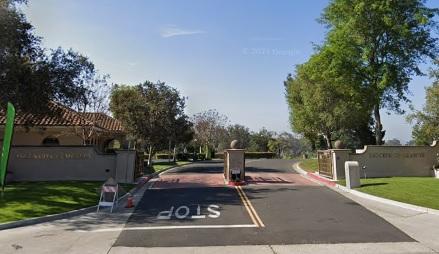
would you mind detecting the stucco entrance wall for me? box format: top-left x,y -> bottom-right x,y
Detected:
331,141 -> 439,180
7,146 -> 138,183
0,127 -> 83,146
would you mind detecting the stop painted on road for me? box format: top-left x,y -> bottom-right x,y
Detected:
157,204 -> 221,220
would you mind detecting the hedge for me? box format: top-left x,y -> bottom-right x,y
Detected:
214,152 -> 276,159
155,153 -> 172,159
155,153 -> 204,161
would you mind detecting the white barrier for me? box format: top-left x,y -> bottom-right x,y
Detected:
97,182 -> 119,213
345,161 -> 361,189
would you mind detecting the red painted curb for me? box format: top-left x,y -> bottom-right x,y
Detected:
227,181 -> 246,186
307,172 -> 336,187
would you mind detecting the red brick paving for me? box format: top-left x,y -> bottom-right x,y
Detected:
150,173 -> 225,189
150,172 -> 317,189
245,172 -> 318,186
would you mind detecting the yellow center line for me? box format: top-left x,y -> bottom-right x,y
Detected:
239,186 -> 265,227
235,186 -> 265,228
235,186 -> 259,226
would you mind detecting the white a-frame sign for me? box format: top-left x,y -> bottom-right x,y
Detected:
97,178 -> 119,213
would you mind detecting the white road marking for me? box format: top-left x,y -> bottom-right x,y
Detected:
157,204 -> 221,220
207,205 -> 220,218
175,206 -> 190,219
157,206 -> 174,220
191,205 -> 206,219
74,224 -> 258,233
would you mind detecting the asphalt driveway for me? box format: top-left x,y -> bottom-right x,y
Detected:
114,159 -> 413,247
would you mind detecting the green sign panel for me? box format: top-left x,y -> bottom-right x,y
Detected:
0,102 -> 16,189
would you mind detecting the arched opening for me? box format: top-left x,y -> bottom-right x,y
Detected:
42,136 -> 60,146
103,139 -> 121,153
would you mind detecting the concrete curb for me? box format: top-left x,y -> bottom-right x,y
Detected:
333,184 -> 439,216
154,161 -> 193,176
292,162 -> 308,175
0,161 -> 194,231
0,205 -> 98,231
292,162 -> 331,186
292,162 -> 439,216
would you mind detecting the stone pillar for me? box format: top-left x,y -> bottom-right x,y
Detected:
224,149 -> 245,184
115,150 -> 136,183
345,161 -> 361,189
331,149 -> 351,180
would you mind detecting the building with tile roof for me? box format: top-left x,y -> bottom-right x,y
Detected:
0,102 -> 126,152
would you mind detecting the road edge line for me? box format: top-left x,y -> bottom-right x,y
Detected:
76,224 -> 258,233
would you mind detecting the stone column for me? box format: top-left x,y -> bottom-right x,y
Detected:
345,161 -> 361,189
224,149 -> 245,183
331,149 -> 351,180
115,150 -> 136,183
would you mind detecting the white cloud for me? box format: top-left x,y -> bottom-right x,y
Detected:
160,25 -> 205,38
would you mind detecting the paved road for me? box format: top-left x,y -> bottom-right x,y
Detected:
114,159 -> 413,247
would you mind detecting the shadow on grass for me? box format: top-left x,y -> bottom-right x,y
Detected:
360,183 -> 388,187
0,181 -> 122,223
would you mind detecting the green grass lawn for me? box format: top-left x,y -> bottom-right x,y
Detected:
0,181 -> 135,223
299,158 -> 318,172
338,177 -> 439,210
151,161 -> 191,173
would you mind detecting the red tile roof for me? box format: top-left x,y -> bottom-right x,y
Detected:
81,112 -> 124,132
0,102 -> 124,133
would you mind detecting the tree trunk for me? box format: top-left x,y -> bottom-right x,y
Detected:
173,146 -> 177,163
373,104 -> 383,145
324,133 -> 333,149
147,145 -> 153,167
168,140 -> 171,164
311,140 -> 316,151
205,144 -> 210,160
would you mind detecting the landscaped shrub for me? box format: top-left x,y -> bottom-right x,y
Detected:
177,153 -> 190,161
244,152 -> 276,159
215,153 -> 225,159
214,152 -> 276,159
155,153 -> 172,159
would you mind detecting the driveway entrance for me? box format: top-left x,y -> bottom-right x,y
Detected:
114,160 -> 413,247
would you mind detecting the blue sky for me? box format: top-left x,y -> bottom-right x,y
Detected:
23,0 -> 437,143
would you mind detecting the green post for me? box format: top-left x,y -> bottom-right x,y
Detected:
0,102 -> 16,191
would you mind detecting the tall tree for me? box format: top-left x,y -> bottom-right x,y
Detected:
267,132 -> 302,158
70,68 -> 111,145
0,0 -> 99,113
407,68 -> 439,144
384,138 -> 402,146
168,115 -> 194,162
110,81 -> 188,166
192,109 -> 229,159
249,128 -> 274,152
285,48 -> 370,149
321,0 -> 439,145
278,132 -> 307,158
226,124 -> 251,149
336,118 -> 376,149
